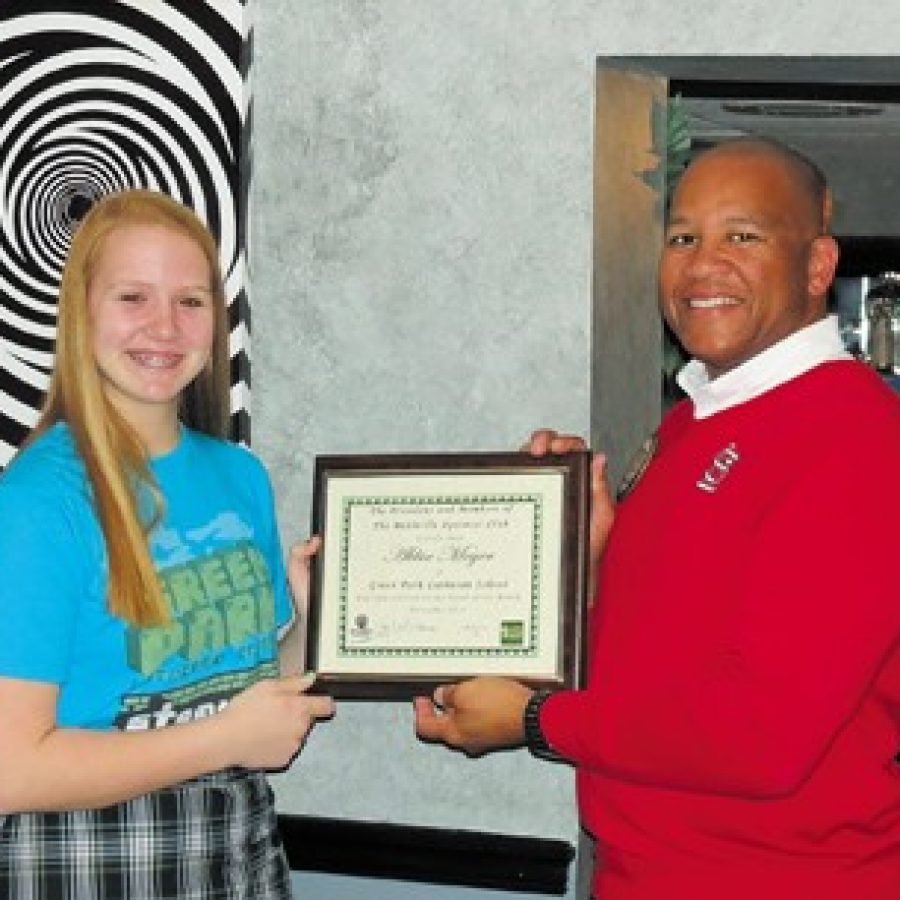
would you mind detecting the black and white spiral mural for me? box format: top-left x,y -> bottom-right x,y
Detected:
0,0 -> 252,468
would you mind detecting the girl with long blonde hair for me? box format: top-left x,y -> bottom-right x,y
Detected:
0,190 -> 332,899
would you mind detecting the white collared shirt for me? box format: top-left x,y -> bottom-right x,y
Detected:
676,315 -> 852,420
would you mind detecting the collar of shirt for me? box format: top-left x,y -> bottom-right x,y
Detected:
676,315 -> 852,420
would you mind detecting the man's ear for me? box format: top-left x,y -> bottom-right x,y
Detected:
808,234 -> 839,299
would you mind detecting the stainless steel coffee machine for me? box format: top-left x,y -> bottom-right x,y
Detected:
831,273 -> 900,390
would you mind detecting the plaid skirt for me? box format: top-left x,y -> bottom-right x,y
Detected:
0,768 -> 292,900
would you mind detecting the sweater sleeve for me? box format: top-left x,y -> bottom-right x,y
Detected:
541,408 -> 900,799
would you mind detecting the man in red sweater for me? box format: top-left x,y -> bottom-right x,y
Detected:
414,137 -> 900,898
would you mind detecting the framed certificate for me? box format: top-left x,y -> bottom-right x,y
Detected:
306,451 -> 590,698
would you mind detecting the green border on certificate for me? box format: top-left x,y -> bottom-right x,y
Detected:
336,494 -> 543,659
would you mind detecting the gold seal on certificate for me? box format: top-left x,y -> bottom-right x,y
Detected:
306,452 -> 590,698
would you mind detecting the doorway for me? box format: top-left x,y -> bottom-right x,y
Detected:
592,56 -> 900,471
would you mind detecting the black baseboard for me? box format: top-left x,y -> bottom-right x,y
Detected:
278,814 -> 575,895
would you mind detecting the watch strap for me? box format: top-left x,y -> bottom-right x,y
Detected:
523,689 -> 563,761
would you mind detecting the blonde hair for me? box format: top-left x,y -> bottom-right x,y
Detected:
29,190 -> 230,626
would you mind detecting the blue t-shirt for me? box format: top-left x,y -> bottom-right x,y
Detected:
0,423 -> 292,731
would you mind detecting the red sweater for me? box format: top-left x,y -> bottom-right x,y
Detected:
542,361 -> 900,899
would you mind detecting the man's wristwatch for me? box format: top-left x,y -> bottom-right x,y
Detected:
523,689 -> 562,761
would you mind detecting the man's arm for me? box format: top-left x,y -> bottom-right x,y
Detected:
541,416 -> 900,798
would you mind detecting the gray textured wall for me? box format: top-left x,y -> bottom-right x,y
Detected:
251,0 -> 898,892
254,1 -> 598,840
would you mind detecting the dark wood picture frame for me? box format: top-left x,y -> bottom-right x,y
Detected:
306,451 -> 590,699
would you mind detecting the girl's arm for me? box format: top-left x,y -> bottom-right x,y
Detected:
0,672 -> 333,813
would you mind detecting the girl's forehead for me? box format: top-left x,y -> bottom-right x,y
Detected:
87,226 -> 212,293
